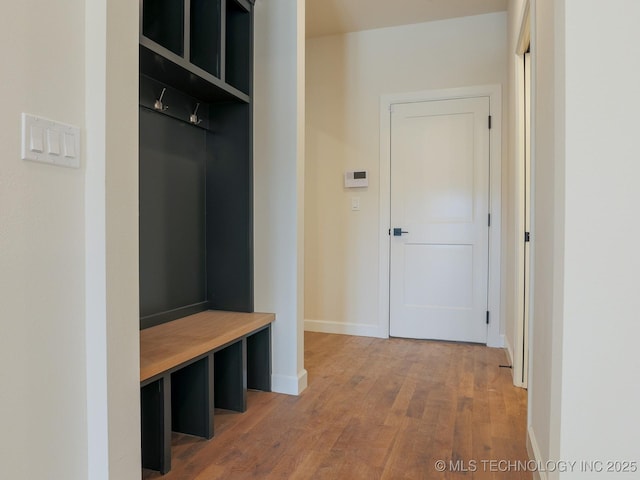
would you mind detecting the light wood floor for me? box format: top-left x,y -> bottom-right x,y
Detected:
143,332 -> 530,479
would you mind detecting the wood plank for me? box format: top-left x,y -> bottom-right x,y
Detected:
140,310 -> 274,382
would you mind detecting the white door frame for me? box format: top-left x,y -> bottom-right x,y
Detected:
379,85 -> 503,347
512,0 -> 532,387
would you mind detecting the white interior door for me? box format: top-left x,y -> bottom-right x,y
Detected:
389,97 -> 490,343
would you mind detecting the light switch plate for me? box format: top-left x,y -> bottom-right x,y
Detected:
22,113 -> 80,168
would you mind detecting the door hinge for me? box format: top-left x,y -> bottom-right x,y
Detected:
525,231 -> 531,242
488,213 -> 491,227
488,115 -> 492,129
388,228 -> 391,236
486,311 -> 490,325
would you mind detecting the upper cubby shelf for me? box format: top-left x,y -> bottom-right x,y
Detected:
143,0 -> 184,57
225,0 -> 251,94
190,0 -> 222,78
140,0 -> 252,103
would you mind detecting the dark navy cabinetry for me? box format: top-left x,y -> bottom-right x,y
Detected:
138,1 -> 264,475
139,0 -> 255,330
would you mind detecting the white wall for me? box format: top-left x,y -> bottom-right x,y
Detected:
0,2 -> 88,478
558,0 -> 640,475
1,0 -> 309,478
0,1 -> 140,479
85,0 -> 141,478
523,1 -> 640,478
254,0 -> 308,395
520,0 -> 564,471
305,13 -> 508,337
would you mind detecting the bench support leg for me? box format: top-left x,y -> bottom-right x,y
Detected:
141,375 -> 172,474
247,326 -> 272,391
214,339 -> 247,412
172,354 -> 215,439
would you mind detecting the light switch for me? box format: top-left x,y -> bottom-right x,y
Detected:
63,132 -> 76,158
351,197 -> 361,211
47,129 -> 61,155
21,113 -> 81,168
30,125 -> 44,153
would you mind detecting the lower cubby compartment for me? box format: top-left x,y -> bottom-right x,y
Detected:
172,355 -> 214,439
140,323 -> 272,475
141,376 -> 171,474
247,326 -> 272,391
214,339 -> 247,412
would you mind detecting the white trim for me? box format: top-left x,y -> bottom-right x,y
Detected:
527,426 -> 545,480
513,54 -> 526,385
512,0 -> 532,388
271,369 -> 308,396
516,0 -> 531,55
526,0 -> 537,426
379,85 -> 503,347
504,333 -> 524,388
378,101 -> 392,339
305,319 -> 385,338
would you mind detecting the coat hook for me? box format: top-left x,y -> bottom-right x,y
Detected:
154,88 -> 168,111
190,103 -> 202,125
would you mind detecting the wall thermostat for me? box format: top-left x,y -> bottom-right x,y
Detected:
344,170 -> 368,188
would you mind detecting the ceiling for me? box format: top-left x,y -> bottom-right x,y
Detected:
306,0 -> 508,38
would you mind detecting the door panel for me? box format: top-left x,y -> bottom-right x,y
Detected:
402,113 -> 475,224
390,97 -> 490,343
403,244 -> 473,309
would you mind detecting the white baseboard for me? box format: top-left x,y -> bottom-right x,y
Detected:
271,369 -> 308,396
505,333 -> 530,388
504,334 -> 522,388
304,319 -> 386,338
487,333 -> 506,349
527,426 -> 545,480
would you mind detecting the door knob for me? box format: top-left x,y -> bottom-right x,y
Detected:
393,228 -> 409,236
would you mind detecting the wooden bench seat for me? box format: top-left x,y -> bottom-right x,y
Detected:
140,310 -> 275,382
140,310 -> 275,474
